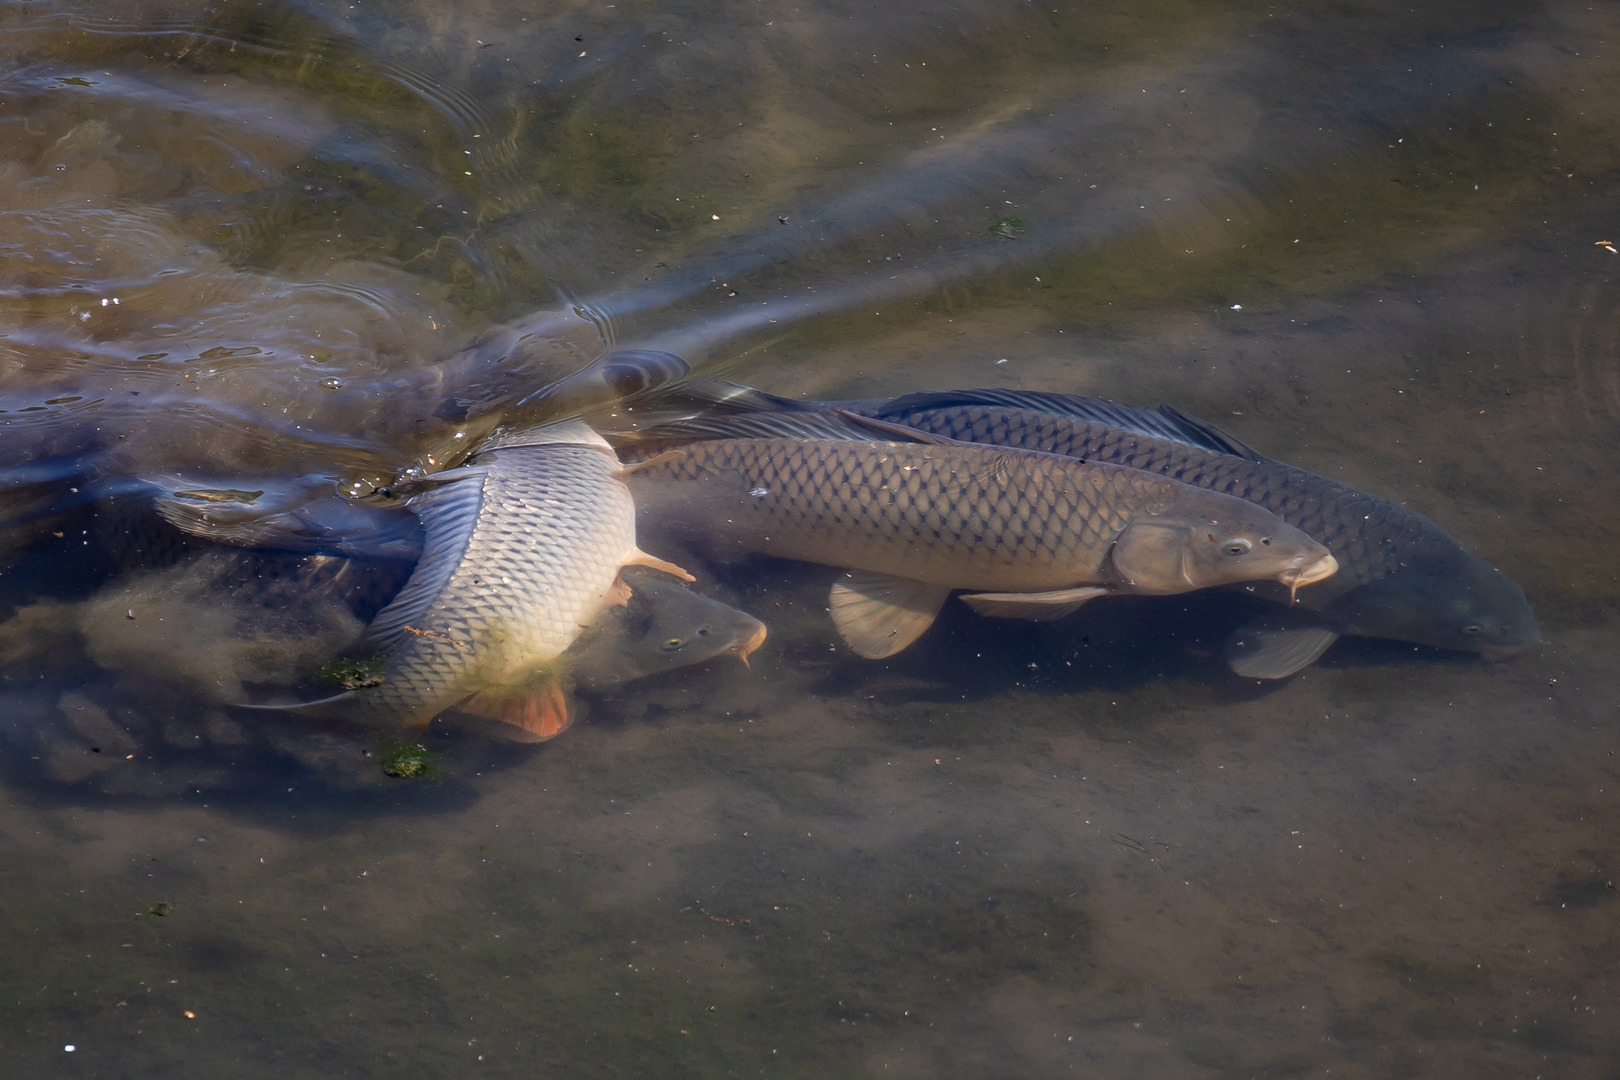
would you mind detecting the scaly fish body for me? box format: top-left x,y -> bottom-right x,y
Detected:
850,392 -> 1537,662
355,421 -> 689,734
616,380 -> 1533,673
861,398 -> 1423,596
622,429 -> 1334,657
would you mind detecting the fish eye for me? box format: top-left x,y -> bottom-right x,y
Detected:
1460,624 -> 1483,636
1221,538 -> 1253,556
661,637 -> 684,651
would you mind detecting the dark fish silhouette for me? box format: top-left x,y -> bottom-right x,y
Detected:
614,381 -> 1538,676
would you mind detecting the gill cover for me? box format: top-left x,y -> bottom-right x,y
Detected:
1109,519 -> 1194,594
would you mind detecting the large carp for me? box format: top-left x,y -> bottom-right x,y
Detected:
628,382 -> 1537,676
615,412 -> 1335,658
321,420 -> 700,739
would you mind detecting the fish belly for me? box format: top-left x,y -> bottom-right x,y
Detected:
628,438 -> 1137,592
367,441 -> 636,724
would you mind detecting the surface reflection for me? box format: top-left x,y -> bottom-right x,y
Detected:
1,0 -> 1615,1076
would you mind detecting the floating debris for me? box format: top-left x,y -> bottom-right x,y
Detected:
376,741 -> 435,779
987,216 -> 1025,239
319,657 -> 387,690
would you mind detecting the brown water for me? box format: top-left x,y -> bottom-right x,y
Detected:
2,0 -> 1616,1076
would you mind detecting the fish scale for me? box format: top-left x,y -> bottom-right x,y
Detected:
832,390 -> 1536,664
359,428 -> 641,725
631,437 -> 1200,592
619,410 -> 1336,658
880,404 -> 1441,594
614,378 -> 1530,666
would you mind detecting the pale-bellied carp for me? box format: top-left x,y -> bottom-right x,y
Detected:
615,413 -> 1335,658
1,531 -> 766,746
299,420 -> 696,739
636,382 -> 1537,676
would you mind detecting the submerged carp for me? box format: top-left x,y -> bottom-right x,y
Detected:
638,382 -> 1537,676
5,504 -> 765,741
566,569 -> 768,689
323,420 -> 695,739
617,414 -> 1335,658
856,390 -> 1540,676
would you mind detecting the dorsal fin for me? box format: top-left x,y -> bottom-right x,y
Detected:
1153,404 -> 1266,461
597,378 -> 827,436
613,408 -> 901,444
828,409 -> 966,447
873,389 -> 1262,458
651,379 -> 818,414
363,467 -> 487,651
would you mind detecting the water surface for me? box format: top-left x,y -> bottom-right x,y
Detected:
1,0 -> 1616,1075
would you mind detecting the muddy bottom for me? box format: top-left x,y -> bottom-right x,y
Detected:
2,590 -> 1613,1077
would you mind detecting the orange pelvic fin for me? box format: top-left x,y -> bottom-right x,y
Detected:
623,549 -> 696,582
462,678 -> 571,742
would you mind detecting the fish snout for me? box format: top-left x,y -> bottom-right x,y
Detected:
1281,551 -> 1339,601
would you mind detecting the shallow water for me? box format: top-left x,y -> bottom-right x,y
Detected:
2,0 -> 1616,1075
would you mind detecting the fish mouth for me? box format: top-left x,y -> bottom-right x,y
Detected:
1280,552 -> 1339,602
730,623 -> 769,668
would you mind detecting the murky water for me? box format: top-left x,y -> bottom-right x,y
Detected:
2,0 -> 1616,1075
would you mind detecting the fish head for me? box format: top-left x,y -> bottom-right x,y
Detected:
1113,490 -> 1337,595
568,572 -> 767,686
1328,554 -> 1540,657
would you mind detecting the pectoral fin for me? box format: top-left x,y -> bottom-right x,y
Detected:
958,586 -> 1109,621
365,467 -> 488,652
828,571 -> 950,659
1224,624 -> 1340,679
461,678 -> 571,742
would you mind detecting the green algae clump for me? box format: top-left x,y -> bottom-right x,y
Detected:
319,656 -> 386,690
375,742 -> 435,779
987,216 -> 1025,239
